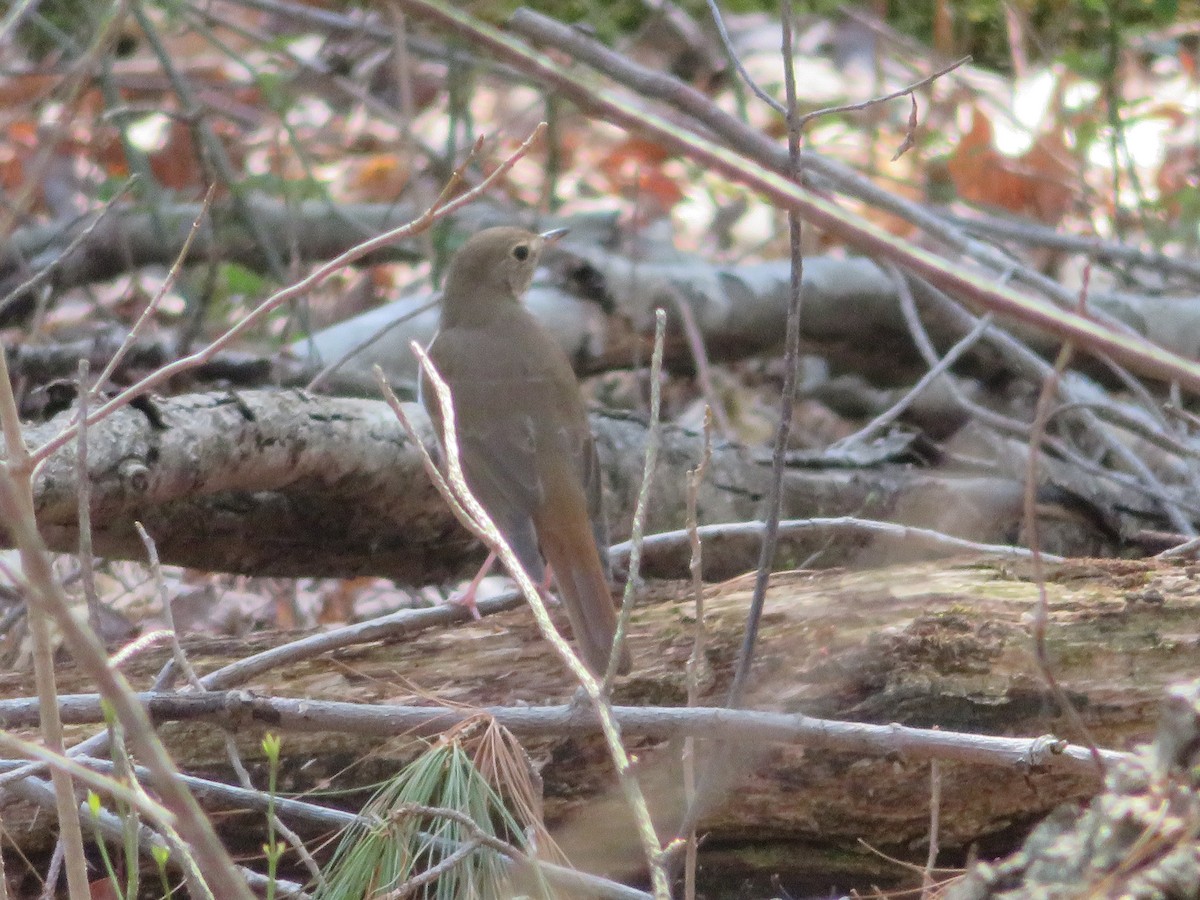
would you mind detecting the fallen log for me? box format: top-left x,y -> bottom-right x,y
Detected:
0,557 -> 1193,892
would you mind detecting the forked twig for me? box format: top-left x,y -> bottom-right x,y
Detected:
33,123 -> 548,467
379,353 -> 671,897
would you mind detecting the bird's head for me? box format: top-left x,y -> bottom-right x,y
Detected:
439,226 -> 566,326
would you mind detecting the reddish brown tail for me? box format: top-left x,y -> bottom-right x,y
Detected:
536,509 -> 631,676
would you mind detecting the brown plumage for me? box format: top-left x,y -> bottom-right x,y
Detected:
421,226 -> 631,675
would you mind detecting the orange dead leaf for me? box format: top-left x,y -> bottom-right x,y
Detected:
598,136 -> 684,212
0,73 -> 62,108
1179,43 -> 1197,79
0,120 -> 36,193
147,118 -> 243,192
318,577 -> 374,625
600,136 -> 671,171
346,153 -> 412,202
945,107 -> 1075,224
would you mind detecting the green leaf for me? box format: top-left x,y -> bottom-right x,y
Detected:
1153,0 -> 1179,19
220,262 -> 268,299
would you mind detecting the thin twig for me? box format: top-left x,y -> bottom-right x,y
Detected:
305,297 -> 439,392
703,0 -> 784,114
0,342 -> 91,899
135,523 -> 203,690
942,209 -> 1200,283
32,123 -> 548,466
39,839 -> 63,900
0,692 -> 1125,774
93,186 -> 216,391
605,308 -> 666,689
0,797 -> 8,900
668,293 -> 733,440
921,758 -> 942,898
382,353 -> 671,896
725,0 -> 805,710
160,591 -> 525,695
0,177 -> 137,323
795,55 -> 971,129
75,359 -> 103,637
1157,534 -> 1200,559
1023,277 -> 1106,777
829,313 -> 993,451
0,0 -> 41,46
682,406 -> 713,900
611,516 -> 1065,578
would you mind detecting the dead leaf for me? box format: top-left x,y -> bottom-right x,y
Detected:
945,106 -> 1075,224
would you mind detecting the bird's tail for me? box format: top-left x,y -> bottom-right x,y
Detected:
536,510 -> 632,676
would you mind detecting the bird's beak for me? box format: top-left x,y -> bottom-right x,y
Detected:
540,227 -> 569,244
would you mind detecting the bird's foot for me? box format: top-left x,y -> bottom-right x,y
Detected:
537,564 -> 559,606
443,585 -> 483,621
442,550 -> 497,621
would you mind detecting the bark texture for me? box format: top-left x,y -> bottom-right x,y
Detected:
0,557 -> 1193,890
17,390 -> 1114,580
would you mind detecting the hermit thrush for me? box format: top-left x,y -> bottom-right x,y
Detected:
422,226 -> 631,675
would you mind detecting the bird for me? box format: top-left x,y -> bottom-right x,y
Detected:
421,226 -> 632,676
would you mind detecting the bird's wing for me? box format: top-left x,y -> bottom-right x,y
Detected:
457,413 -> 546,579
426,330 -> 546,579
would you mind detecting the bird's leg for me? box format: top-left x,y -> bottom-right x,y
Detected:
449,553 -> 556,620
537,563 -> 559,606
444,551 -> 496,620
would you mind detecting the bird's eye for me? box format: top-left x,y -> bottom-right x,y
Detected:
512,244 -> 530,261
